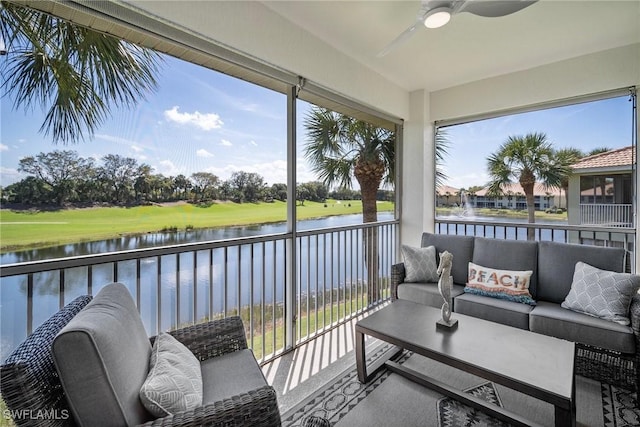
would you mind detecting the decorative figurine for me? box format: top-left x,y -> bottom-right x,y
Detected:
436,250 -> 458,330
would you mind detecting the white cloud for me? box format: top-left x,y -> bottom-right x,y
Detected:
0,143 -> 8,152
131,145 -> 144,153
164,106 -> 223,131
206,159 -> 317,186
197,149 -> 214,158
0,167 -> 23,186
250,140 -> 258,147
157,160 -> 180,176
220,139 -> 232,147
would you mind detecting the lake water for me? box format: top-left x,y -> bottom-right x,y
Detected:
0,212 -> 567,359
0,212 -> 395,358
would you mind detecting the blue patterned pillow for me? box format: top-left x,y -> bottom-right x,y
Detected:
464,262 -> 536,305
561,262 -> 640,325
402,245 -> 439,283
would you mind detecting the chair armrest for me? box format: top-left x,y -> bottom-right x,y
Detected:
137,385 -> 280,427
391,263 -> 406,300
152,316 -> 248,361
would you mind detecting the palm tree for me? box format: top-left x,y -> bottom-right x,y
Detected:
554,147 -> 583,211
304,107 -> 394,301
0,2 -> 162,144
486,132 -> 569,240
304,107 -> 395,223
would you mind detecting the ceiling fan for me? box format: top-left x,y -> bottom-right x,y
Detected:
377,0 -> 537,57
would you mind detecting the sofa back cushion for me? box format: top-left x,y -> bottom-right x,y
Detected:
421,232 -> 474,285
471,237 -> 539,298
537,241 -> 625,304
53,283 -> 153,426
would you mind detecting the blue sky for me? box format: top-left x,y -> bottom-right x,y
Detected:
441,95 -> 634,189
0,52 -> 634,190
1,54 -> 315,188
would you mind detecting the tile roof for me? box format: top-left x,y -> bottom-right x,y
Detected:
571,146 -> 635,170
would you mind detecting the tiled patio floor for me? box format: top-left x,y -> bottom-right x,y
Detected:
262,309 -> 385,413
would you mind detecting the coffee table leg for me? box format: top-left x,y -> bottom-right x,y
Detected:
555,376 -> 575,427
356,327 -> 367,383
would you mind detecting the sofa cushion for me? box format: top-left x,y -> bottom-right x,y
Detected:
421,233 -> 474,285
140,332 -> 203,417
561,262 -> 640,325
453,293 -> 533,330
401,245 -> 439,282
201,349 -> 269,403
53,283 -> 153,426
397,283 -> 465,309
530,301 -> 635,354
465,262 -> 536,305
537,241 -> 625,304
471,237 -> 538,298
1,295 -> 92,427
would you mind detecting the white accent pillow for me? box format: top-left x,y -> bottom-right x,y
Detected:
140,332 -> 203,417
464,262 -> 536,305
561,262 -> 640,325
402,245 -> 439,282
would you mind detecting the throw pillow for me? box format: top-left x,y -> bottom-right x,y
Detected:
464,262 -> 536,305
561,262 -> 640,325
140,332 -> 203,417
402,245 -> 439,282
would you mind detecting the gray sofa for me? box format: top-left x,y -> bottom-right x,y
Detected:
391,232 -> 640,392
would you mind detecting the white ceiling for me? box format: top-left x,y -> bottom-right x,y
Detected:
262,0 -> 640,92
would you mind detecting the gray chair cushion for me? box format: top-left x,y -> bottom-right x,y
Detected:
537,241 -> 625,304
53,283 -> 153,427
453,293 -> 533,330
201,349 -> 269,403
530,301 -> 635,354
421,233 -> 474,285
397,283 -> 465,309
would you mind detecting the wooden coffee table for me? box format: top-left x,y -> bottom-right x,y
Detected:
355,300 -> 575,427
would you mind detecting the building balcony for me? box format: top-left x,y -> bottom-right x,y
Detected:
579,203 -> 634,228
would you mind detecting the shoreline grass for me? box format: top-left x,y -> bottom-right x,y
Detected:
0,200 -> 394,253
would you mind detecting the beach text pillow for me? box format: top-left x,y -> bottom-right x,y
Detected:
561,262 -> 640,325
402,245 -> 439,283
464,262 -> 536,305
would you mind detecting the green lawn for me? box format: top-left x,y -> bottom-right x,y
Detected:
0,200 -> 394,252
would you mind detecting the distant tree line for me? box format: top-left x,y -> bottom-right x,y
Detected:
0,150 -> 392,207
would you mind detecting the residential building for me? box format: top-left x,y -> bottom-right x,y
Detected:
568,146 -> 636,227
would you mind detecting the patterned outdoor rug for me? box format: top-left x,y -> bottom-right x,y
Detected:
281,345 -> 640,427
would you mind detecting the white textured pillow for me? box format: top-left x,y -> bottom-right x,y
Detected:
402,245 -> 439,282
464,262 -> 536,305
561,262 -> 640,325
140,332 -> 203,417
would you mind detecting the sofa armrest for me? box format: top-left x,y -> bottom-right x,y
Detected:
137,385 -> 280,427
391,263 -> 406,300
630,294 -> 640,344
152,316 -> 248,361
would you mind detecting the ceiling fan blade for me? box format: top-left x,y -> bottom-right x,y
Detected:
462,0 -> 537,18
377,19 -> 423,58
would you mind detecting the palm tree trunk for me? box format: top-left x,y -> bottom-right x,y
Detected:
524,187 -> 536,240
361,184 -> 379,302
